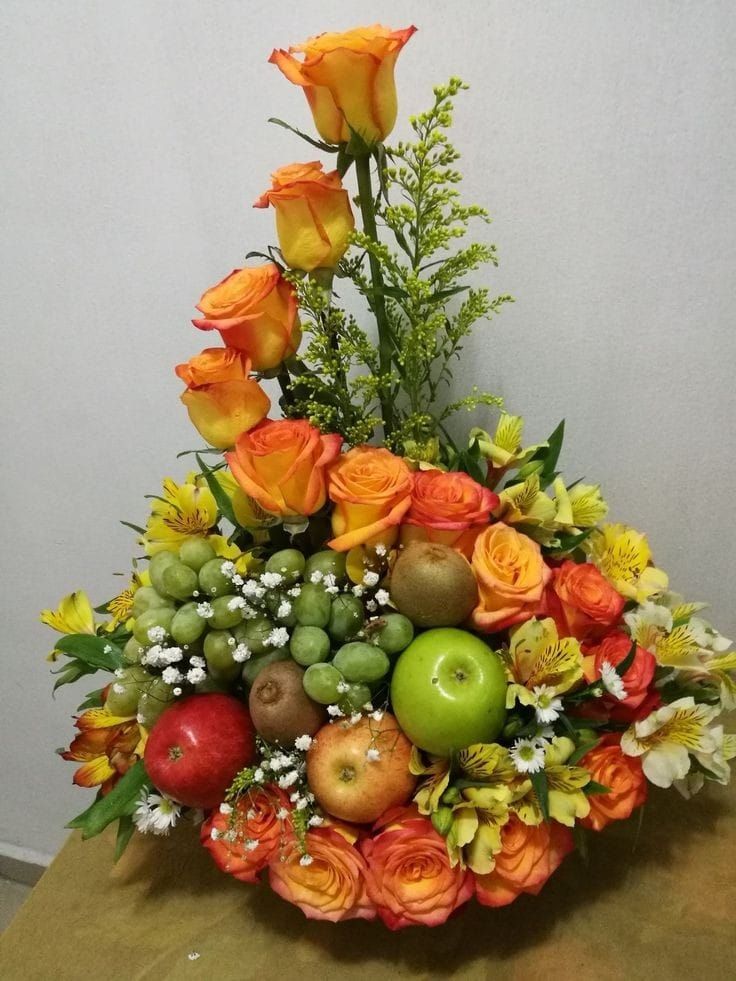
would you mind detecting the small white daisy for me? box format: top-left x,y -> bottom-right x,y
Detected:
134,791 -> 181,835
600,660 -> 628,701
510,738 -> 546,774
531,684 -> 563,724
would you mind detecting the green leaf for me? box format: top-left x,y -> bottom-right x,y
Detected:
539,419 -> 565,488
584,780 -> 611,797
529,769 -> 550,821
568,739 -> 600,766
267,117 -> 338,153
546,527 -> 596,555
175,447 -> 226,459
120,520 -> 146,535
615,641 -> 637,679
67,761 -> 149,840
53,635 -> 122,672
52,659 -> 96,693
114,815 -> 136,862
196,454 -> 238,527
76,687 -> 106,711
573,824 -> 589,864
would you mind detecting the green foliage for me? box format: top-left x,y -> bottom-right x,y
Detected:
67,760 -> 149,840
51,634 -> 123,692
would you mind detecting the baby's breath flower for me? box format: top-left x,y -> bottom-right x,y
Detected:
366,748 -> 381,762
327,704 -> 344,718
294,734 -> 313,751
363,571 -> 380,588
196,602 -> 214,619
375,589 -> 390,606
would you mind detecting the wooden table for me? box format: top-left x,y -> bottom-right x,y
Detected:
1,780 -> 735,980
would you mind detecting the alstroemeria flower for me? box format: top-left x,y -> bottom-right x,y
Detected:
61,707 -> 143,792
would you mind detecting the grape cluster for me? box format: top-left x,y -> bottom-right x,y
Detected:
114,540 -> 415,727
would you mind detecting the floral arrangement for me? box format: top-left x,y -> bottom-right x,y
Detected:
41,24 -> 735,930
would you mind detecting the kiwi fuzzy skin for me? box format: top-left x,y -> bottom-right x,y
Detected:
248,660 -> 326,745
389,542 -> 478,628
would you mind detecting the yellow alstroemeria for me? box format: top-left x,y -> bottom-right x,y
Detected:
40,590 -> 96,661
702,652 -> 736,711
216,469 -> 281,532
61,707 -> 145,792
621,696 -> 720,788
409,747 -> 450,815
494,473 -> 557,531
553,478 -> 608,529
447,786 -> 511,874
142,474 -> 218,555
104,568 -> 151,631
505,618 -> 584,709
471,414 -> 545,471
585,523 -> 668,603
512,737 -> 591,827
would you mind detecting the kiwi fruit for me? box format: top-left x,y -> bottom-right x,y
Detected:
248,660 -> 326,745
388,542 -> 478,628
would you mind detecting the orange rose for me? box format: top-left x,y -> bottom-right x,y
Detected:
361,805 -> 474,929
580,735 -> 648,831
192,263 -> 300,371
475,815 -> 574,907
327,446 -> 413,551
470,523 -> 552,632
585,631 -> 657,717
254,162 -> 354,272
268,824 -> 375,922
541,560 -> 625,642
270,25 -> 417,146
400,469 -> 499,558
174,348 -> 270,449
201,786 -> 292,883
225,419 -> 342,520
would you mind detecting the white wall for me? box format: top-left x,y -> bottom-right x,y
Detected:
1,0 -> 734,861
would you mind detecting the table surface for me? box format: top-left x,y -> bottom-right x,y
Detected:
1,779 -> 735,981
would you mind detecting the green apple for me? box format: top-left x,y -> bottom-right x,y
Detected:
390,628 -> 507,756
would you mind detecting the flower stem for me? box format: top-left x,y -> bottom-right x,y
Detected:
354,153 -> 395,438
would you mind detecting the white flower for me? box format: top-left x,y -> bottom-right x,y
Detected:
531,684 -> 563,724
327,704 -> 344,717
162,666 -> 183,685
232,644 -> 251,663
366,748 -> 381,762
188,953 -> 201,962
265,627 -> 290,649
147,625 -> 166,644
510,738 -> 546,774
244,839 -> 259,852
242,579 -> 265,599
351,584 -> 365,597
278,770 -> 299,789
287,586 -> 302,598
308,814 -> 324,827
277,600 -> 292,619
600,660 -> 628,702
294,734 -> 313,752
114,668 -> 125,678
336,680 -> 350,694
253,767 -> 265,782
365,600 -> 377,613
104,644 -> 113,654
375,589 -> 390,606
186,667 -> 207,685
299,854 -> 313,866
309,570 -> 324,583
196,602 -> 214,619
112,683 -> 125,695
133,791 -> 181,835
349,713 -> 362,726
219,802 -> 233,815
162,646 -> 183,664
624,600 -> 674,636
260,572 -> 283,588
375,544 -> 387,557
227,596 -> 246,612
209,827 -> 220,841
276,807 -> 290,821
362,571 -> 380,588
220,561 -> 236,580
370,710 -> 384,722
189,655 -> 206,669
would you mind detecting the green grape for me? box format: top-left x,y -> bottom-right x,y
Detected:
161,561 -> 199,601
304,550 -> 347,582
290,625 -> 331,666
370,613 -> 414,655
179,536 -> 217,572
194,674 -> 230,693
327,594 -> 365,642
170,602 -> 208,645
241,647 -> 290,687
333,642 -> 390,684
265,548 -> 306,584
338,683 -> 372,712
148,550 -> 179,596
198,558 -> 234,598
293,582 -> 331,627
122,636 -> 144,664
136,677 -> 175,726
303,662 -> 344,705
133,607 -> 175,646
132,586 -> 174,618
105,665 -> 152,715
204,630 -> 241,683
237,617 -> 275,656
209,595 -> 244,630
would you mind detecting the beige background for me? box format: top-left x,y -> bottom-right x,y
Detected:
1,0 -> 734,861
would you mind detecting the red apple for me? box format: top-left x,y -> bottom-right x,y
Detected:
144,693 -> 256,808
306,713 -> 416,824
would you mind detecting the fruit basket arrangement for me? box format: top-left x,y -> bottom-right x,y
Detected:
41,23 -> 735,929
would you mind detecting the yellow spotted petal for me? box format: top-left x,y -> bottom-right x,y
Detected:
508,618 -> 583,695
40,591 -> 96,636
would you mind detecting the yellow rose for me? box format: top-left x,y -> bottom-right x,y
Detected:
254,161 -> 354,272
270,24 -> 416,146
174,348 -> 270,449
